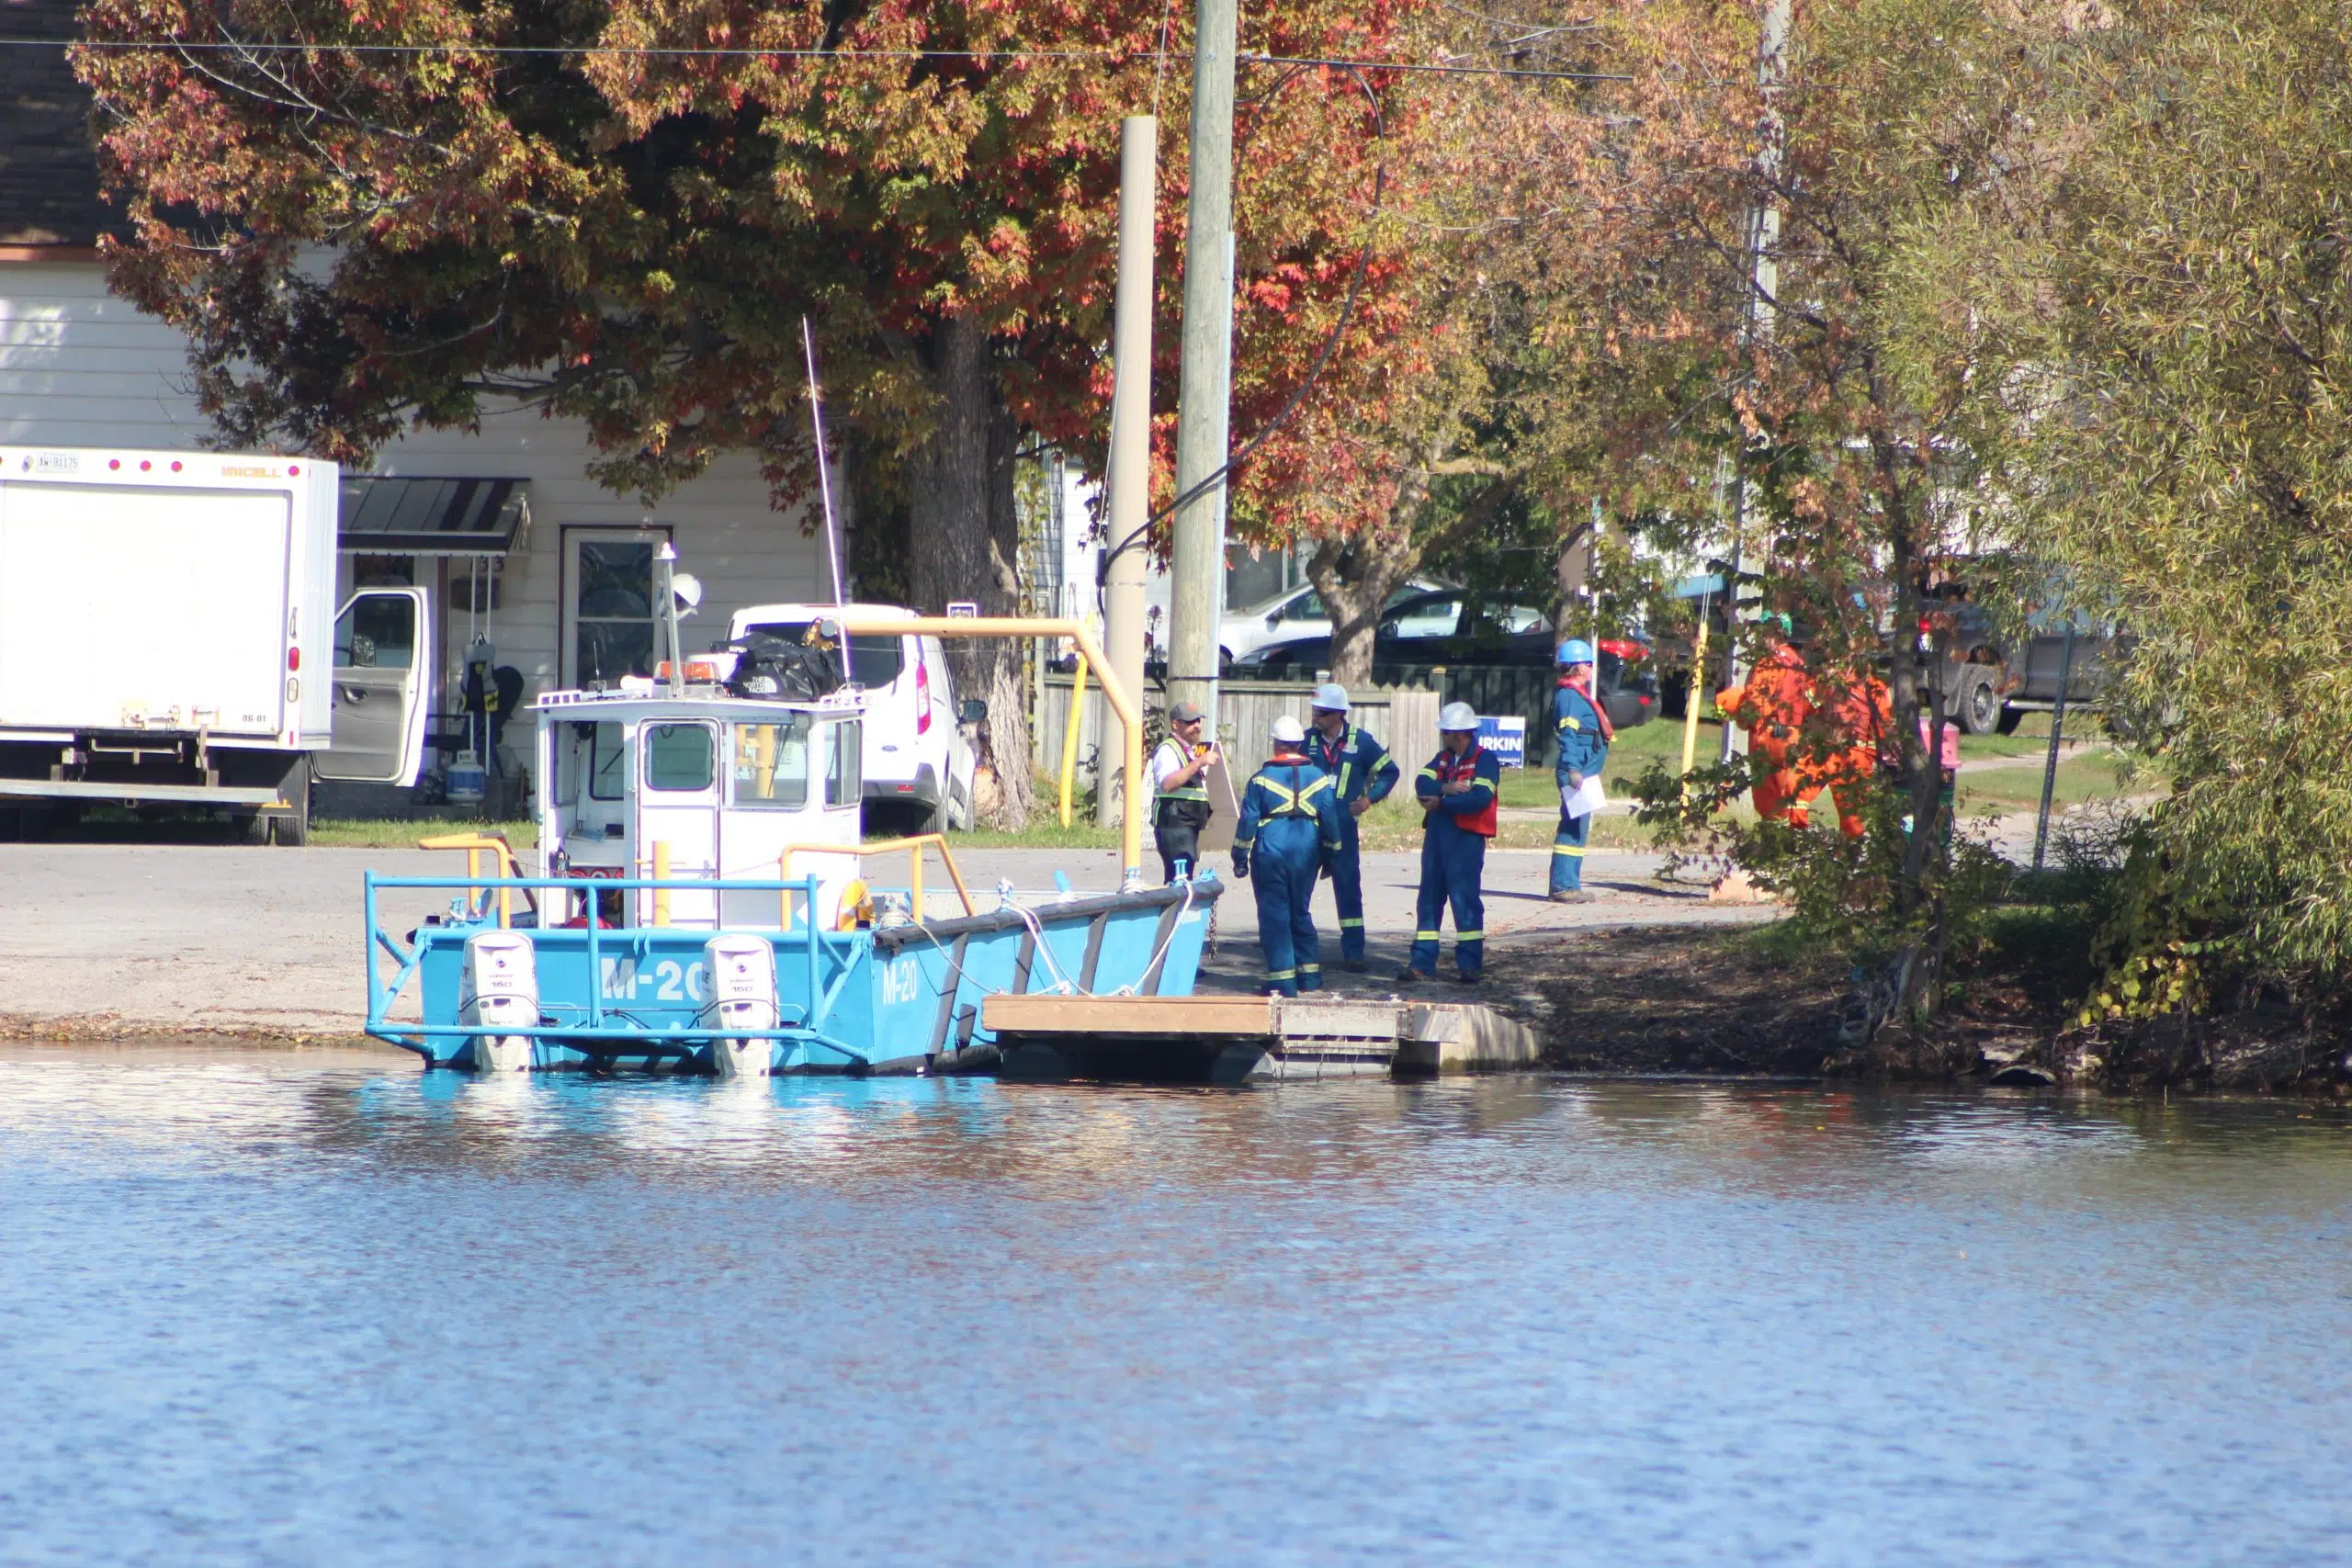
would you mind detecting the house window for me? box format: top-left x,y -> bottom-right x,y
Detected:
562,528 -> 668,687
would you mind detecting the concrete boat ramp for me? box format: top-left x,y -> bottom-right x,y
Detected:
983,993 -> 1543,1084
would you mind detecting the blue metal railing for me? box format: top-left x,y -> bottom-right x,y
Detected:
362,871 -> 865,1063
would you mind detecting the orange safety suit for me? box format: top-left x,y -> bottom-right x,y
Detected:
1717,644 -> 1814,825
1801,671 -> 1893,837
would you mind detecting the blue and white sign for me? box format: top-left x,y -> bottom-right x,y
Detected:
1477,715 -> 1526,768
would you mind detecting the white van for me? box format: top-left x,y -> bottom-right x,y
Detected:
726,603 -> 978,832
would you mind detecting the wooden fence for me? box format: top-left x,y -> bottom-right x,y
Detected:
1034,674 -> 1442,807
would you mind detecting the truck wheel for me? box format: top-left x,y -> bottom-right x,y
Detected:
272,755 -> 313,846
1956,669 -> 2002,734
1996,704 -> 2025,736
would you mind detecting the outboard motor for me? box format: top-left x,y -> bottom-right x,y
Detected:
704,934 -> 780,1077
459,931 -> 539,1072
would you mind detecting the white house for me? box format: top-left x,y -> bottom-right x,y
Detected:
1,21 -> 828,795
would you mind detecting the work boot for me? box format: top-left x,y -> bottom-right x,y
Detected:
1450,966 -> 1482,986
1343,958 -> 1368,974
1394,966 -> 1427,986
1549,889 -> 1596,905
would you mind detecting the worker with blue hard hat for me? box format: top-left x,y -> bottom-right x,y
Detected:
1303,682 -> 1400,971
1400,701 -> 1500,986
1231,714 -> 1348,997
1549,637 -> 1614,903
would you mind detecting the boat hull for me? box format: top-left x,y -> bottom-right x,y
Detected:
372,880 -> 1223,1074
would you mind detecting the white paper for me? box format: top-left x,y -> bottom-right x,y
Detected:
1561,776 -> 1606,820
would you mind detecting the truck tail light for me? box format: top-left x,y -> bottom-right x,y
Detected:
916,650 -> 933,734
288,647 -> 300,671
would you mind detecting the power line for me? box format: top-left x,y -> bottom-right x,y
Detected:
0,36 -> 1626,81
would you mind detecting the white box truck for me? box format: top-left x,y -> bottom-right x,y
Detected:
0,446 -> 431,842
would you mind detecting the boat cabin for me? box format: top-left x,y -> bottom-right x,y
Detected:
532,685 -> 866,930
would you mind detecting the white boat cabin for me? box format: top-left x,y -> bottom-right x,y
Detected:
533,685 -> 866,931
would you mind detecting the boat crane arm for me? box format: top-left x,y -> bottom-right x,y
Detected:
836,615 -> 1147,878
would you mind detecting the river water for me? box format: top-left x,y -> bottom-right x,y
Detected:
2,1046 -> 2346,1566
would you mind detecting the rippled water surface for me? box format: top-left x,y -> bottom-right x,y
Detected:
3,1046 -> 2348,1566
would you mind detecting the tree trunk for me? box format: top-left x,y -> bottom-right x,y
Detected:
1307,536 -> 1403,688
906,314 -> 1035,829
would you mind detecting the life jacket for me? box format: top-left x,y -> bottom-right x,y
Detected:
1556,673 -> 1616,742
1152,738 -> 1212,829
1430,745 -> 1498,838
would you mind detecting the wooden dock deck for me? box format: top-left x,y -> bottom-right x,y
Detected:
981,993 -> 1543,1084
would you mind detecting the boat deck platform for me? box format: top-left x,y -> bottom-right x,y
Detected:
980,993 -> 1544,1084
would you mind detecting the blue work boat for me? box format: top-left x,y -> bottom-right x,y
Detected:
364,657 -> 1219,1075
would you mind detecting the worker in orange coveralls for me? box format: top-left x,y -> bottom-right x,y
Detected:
1716,615 -> 1814,825
1798,666 -> 1894,837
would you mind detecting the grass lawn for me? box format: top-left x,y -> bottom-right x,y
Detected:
1957,750 -> 2139,814
310,818 -> 539,850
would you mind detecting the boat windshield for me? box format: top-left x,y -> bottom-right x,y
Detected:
731,717 -> 816,808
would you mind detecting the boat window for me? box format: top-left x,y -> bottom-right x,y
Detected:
644,722 -> 716,793
731,718 -> 813,809
827,719 -> 861,807
587,722 -> 626,801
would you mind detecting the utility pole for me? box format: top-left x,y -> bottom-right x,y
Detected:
1098,115 -> 1158,829
1167,0 -> 1239,742
1718,0 -> 1790,764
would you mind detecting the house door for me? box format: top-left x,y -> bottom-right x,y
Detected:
562,528 -> 668,688
634,717 -> 722,928
316,588 -> 432,784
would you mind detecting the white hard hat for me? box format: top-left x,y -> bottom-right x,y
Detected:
1311,682 -> 1350,712
1270,714 -> 1306,745
1438,701 -> 1480,732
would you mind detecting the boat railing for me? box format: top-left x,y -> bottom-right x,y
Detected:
778,832 -> 975,925
417,832 -> 536,928
362,871 -> 860,1058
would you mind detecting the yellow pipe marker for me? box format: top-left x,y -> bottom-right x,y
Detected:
651,840 -> 672,927
1680,604 -> 1712,800
1059,655 -> 1088,829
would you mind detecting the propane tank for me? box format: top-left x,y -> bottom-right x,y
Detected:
459,930 -> 538,1071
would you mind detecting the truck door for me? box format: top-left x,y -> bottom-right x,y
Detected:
317,588 -> 431,784
635,718 -> 722,928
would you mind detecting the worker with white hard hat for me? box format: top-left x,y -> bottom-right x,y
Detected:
1304,682 -> 1400,971
1401,701 -> 1499,985
1231,713 -> 1347,997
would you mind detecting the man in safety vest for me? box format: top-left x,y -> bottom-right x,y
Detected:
1304,682 -> 1400,971
1549,638 -> 1614,903
1148,699 -> 1219,882
1400,702 -> 1500,986
1717,615 -> 1814,825
1231,715 -> 1348,997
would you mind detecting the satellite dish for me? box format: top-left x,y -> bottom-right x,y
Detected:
671,571 -> 703,617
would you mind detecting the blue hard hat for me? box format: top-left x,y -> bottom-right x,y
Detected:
1556,638 -> 1595,665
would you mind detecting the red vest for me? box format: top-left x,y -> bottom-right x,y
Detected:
1432,746 -> 1498,837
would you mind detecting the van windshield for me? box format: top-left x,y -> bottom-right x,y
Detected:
741,624 -> 905,686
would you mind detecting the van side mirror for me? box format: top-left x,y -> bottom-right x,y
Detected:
957,697 -> 988,726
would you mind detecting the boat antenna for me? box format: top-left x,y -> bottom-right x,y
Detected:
802,315 -> 852,682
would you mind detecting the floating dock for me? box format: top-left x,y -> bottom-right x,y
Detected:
981,992 -> 1544,1084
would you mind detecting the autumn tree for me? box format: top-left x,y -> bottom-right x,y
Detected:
74,0 -> 1417,825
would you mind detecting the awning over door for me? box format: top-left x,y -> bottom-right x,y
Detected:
338,476 -> 530,555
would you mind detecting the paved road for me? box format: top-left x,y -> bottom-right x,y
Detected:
0,841 -> 1770,1036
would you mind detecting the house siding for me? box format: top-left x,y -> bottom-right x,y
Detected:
0,259 -> 828,711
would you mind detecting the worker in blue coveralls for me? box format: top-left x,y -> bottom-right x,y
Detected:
1400,702 -> 1500,986
1549,637 -> 1614,905
1305,682 -> 1400,973
1231,715 -> 1349,997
